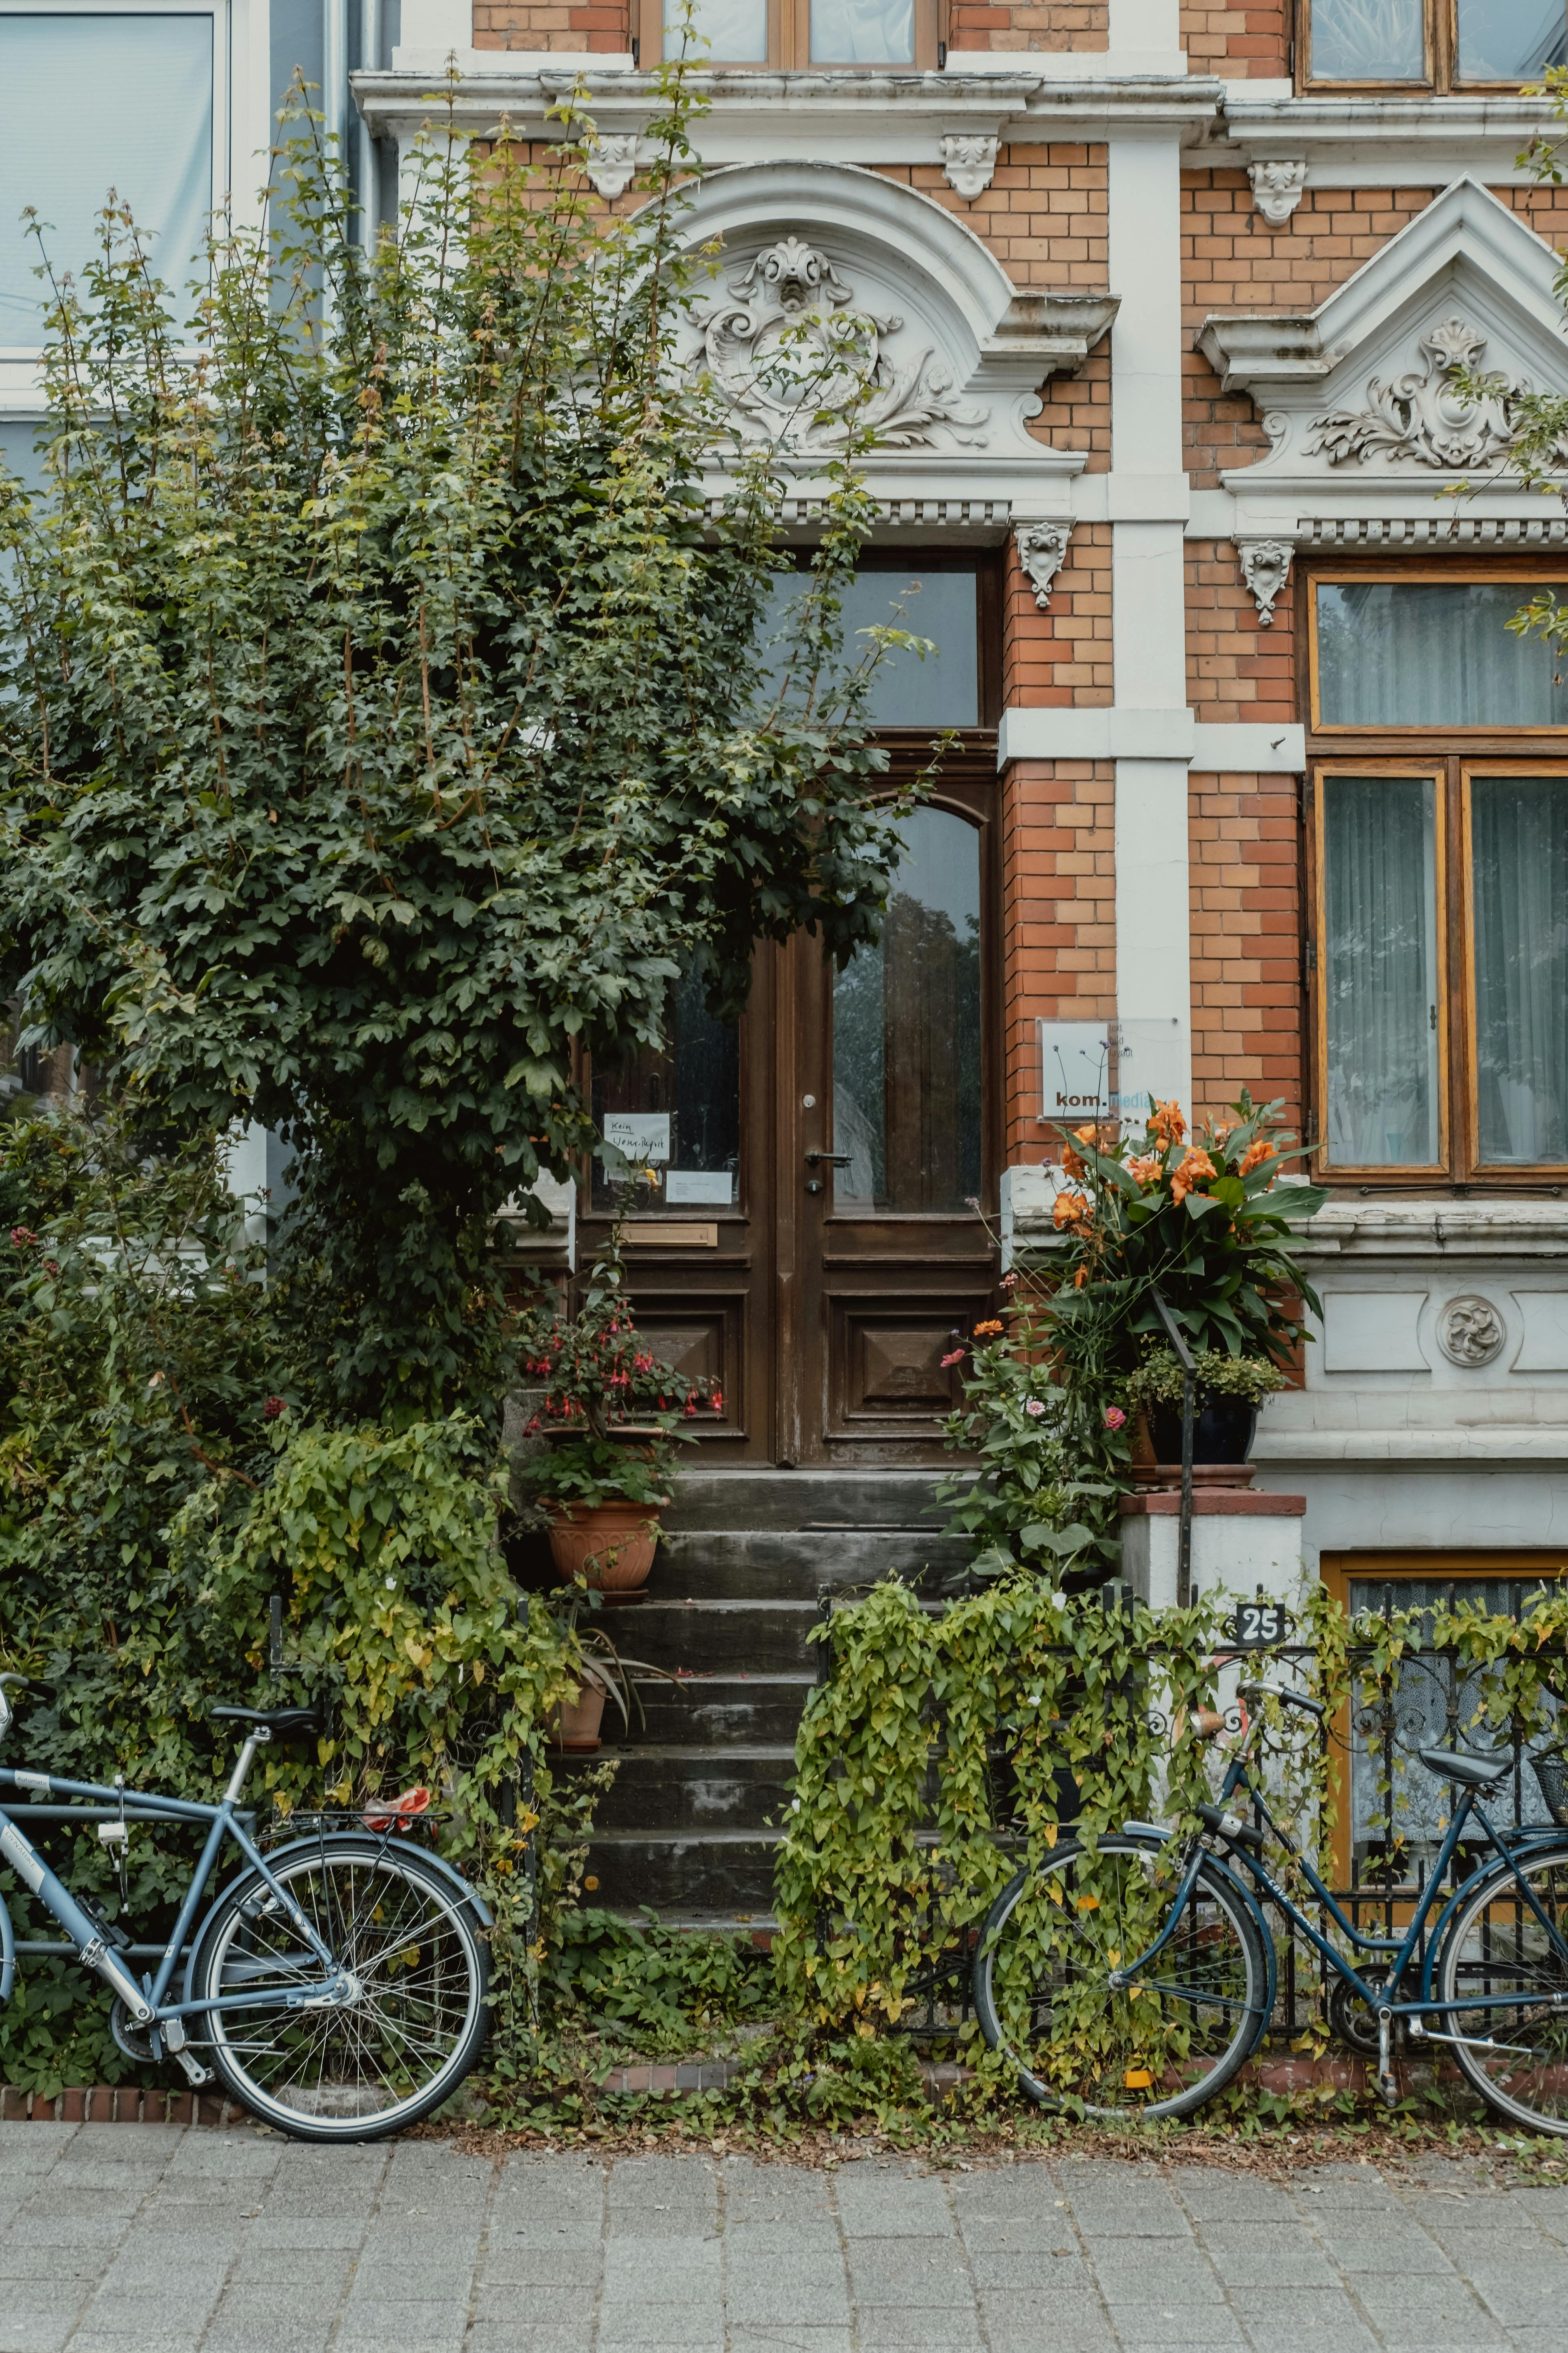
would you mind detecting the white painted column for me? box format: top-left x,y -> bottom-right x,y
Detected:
1107,123 -> 1193,1119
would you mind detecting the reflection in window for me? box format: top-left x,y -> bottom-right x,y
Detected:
757,569 -> 980,731
1316,582 -> 1568,729
1308,0 -> 1426,77
1345,1573 -> 1562,1877
663,0 -> 767,56
592,963 -> 741,1209
1322,775 -> 1440,1168
0,15 -> 214,334
810,0 -> 915,58
1471,775 -> 1568,1166
832,807 -> 981,1213
1456,0 -> 1568,76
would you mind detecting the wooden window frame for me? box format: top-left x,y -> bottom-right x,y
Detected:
638,0 -> 941,68
1319,1553 -> 1568,1885
1297,0 -> 1565,92
1305,567 -> 1568,1189
1307,568 -> 1568,739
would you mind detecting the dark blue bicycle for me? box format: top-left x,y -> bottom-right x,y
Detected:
0,1676 -> 491,2140
974,1675 -> 1568,2134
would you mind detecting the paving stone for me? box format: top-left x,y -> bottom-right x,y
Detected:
844,2240 -> 974,2308
594,2306 -> 727,2347
1198,2227 -> 1340,2287
1103,2301 -> 1247,2346
601,2232 -> 722,2294
967,2246 -> 1092,2291
851,2306 -> 986,2347
832,2165 -> 953,2239
1226,2288 -> 1381,2352
979,2290 -> 1117,2352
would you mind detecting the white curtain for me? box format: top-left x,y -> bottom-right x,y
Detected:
1456,0 -> 1568,78
1471,776 -> 1568,1166
1323,775 -> 1440,1167
0,16 -> 213,332
809,0 -> 915,61
1317,583 -> 1568,729
667,0 -> 767,57
1308,0 -> 1425,78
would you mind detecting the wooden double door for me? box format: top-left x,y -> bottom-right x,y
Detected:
582,784 -> 1000,1466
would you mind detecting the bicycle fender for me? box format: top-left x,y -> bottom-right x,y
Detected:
1418,1836 -> 1568,2000
1118,1819 -> 1278,2026
0,1888 -> 13,2004
183,1831 -> 494,2004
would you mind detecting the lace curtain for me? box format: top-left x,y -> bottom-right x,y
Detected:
1472,776 -> 1568,1166
1322,775 -> 1440,1167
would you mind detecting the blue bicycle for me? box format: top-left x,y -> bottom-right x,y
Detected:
974,1675 -> 1568,2134
0,1676 -> 491,2140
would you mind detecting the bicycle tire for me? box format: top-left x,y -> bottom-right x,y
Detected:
972,1833 -> 1271,2121
188,1836 -> 490,2142
1435,1839 -> 1568,2139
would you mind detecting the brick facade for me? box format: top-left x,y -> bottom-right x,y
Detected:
999,760 -> 1116,1157
1188,771 -> 1303,1133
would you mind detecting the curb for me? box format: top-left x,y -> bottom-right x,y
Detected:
0,2085 -> 250,2127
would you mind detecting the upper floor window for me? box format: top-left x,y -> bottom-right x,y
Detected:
1308,572 -> 1568,1183
0,5 -> 220,354
644,0 -> 940,68
1305,0 -> 1567,88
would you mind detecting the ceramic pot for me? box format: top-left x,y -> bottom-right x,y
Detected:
548,1497 -> 665,1594
1148,1394 -> 1258,1468
551,1679 -> 608,1753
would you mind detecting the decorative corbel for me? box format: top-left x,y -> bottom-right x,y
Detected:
1247,159 -> 1307,228
586,132 -> 644,201
1016,519 -> 1071,610
1235,537 -> 1294,628
939,132 -> 1000,201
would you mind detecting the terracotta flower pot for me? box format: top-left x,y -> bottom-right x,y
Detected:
548,1497 -> 665,1594
551,1679 -> 607,1753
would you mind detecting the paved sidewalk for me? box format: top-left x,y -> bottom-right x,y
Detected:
1,2127 -> 1566,2352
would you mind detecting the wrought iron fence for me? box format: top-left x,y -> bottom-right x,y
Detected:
809,1591 -> 1568,2044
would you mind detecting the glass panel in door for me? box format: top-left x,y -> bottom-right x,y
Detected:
591,962 -> 741,1210
831,805 -> 982,1211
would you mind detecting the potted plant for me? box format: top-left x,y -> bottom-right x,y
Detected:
1043,1092 -> 1325,1470
552,1622 -> 672,1754
515,1230 -> 719,1596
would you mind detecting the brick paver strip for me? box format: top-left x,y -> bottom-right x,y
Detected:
1,2130 -> 1566,2350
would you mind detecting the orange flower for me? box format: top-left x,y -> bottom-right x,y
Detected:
1063,1122 -> 1114,1181
973,1317 -> 1005,1338
1073,1264 -> 1089,1289
1148,1099 -> 1187,1147
1126,1153 -> 1162,1185
1239,1137 -> 1276,1180
1052,1190 -> 1092,1232
1061,1142 -> 1085,1181
1170,1147 -> 1216,1205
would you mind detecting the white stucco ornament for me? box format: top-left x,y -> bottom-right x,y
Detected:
1247,160 -> 1306,228
1307,316 -> 1561,471
1438,1295 -> 1508,1368
1015,519 -> 1070,608
939,133 -> 999,201
699,234 -> 986,451
585,132 -> 643,201
1235,537 -> 1293,625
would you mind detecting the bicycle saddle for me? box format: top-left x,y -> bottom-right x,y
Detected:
1417,1745 -> 1507,1789
210,1704 -> 322,1739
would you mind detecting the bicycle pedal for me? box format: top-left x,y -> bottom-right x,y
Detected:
172,2047 -> 214,2089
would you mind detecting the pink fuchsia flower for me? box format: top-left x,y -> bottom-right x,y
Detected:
940,1347 -> 966,1368
1024,1398 -> 1047,1419
1104,1405 -> 1127,1431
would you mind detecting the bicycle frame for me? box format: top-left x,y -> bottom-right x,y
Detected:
1125,1742 -> 1568,2035
0,1751 -> 345,2037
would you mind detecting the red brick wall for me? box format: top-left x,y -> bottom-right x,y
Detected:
1005,525 -> 1114,708
1186,542 -> 1295,725
1180,0 -> 1289,74
1189,772 -> 1304,1131
940,0 -> 1109,45
873,149 -> 1108,286
1000,760 -> 1116,1157
475,0 -> 627,46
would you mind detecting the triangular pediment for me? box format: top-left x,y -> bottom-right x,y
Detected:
1199,179 -> 1568,496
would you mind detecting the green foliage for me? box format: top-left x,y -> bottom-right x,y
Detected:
1126,1349 -> 1288,1410
1045,1093 -> 1326,1373
0,73 -> 907,1422
936,1295 -> 1129,1582
514,1222 -> 719,1511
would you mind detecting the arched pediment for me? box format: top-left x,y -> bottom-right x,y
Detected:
668,162 -> 1117,515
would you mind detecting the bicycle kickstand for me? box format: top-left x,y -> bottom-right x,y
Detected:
1375,2007 -> 1399,2108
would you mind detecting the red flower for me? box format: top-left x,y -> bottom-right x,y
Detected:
262,1395 -> 287,1421
940,1347 -> 966,1368
710,1390 -> 724,1412
9,1226 -> 37,1248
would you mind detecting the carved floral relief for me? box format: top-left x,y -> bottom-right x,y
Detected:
1307,316 -> 1566,472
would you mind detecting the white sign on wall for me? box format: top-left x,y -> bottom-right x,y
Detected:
1038,1019 -> 1187,1132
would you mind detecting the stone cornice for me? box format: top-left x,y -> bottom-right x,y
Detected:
1297,1196 -> 1568,1259
352,64 -> 1227,153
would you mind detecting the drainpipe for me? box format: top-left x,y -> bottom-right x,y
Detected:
357,0 -> 381,253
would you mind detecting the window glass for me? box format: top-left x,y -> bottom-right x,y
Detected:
759,568 -> 980,730
1316,581 -> 1568,728
1470,774 -> 1568,1166
1456,0 -> 1568,77
1322,774 -> 1441,1167
663,0 -> 767,56
809,0 -> 915,59
0,14 -> 213,336
592,962 -> 741,1211
1307,0 -> 1426,77
0,420 -> 45,495
832,806 -> 982,1213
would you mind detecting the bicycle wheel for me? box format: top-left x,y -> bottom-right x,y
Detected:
1436,1841 -> 1568,2138
973,1833 -> 1270,2120
189,1837 -> 490,2141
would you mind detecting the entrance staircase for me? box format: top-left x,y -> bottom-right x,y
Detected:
573,1472 -> 967,1926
